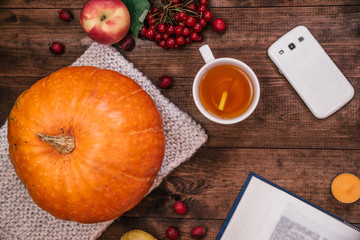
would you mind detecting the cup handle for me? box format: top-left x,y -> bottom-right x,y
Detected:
199,45 -> 215,64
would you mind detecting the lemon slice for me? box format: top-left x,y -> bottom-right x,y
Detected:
218,90 -> 228,111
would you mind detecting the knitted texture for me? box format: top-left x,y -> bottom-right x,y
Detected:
0,43 -> 207,240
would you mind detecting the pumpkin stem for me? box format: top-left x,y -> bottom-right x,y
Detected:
36,133 -> 75,154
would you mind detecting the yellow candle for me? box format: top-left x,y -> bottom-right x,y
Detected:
331,173 -> 360,203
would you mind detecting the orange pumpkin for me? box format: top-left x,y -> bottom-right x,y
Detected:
7,66 -> 165,223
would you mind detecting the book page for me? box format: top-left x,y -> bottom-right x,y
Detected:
220,176 -> 360,240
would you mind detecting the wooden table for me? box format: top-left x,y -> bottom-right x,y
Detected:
1,0 -> 359,239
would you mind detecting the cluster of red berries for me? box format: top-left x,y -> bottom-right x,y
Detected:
139,0 -> 214,50
166,200 -> 206,239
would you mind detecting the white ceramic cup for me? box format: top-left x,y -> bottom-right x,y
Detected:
193,45 -> 260,124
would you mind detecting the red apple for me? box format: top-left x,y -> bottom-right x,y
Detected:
80,0 -> 131,45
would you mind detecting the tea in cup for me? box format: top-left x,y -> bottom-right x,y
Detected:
193,45 -> 260,124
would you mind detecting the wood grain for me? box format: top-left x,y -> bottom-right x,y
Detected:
1,1 -> 359,239
0,0 -> 358,9
0,6 -> 359,78
98,147 -> 360,238
2,75 -> 358,149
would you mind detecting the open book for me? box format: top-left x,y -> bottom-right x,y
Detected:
217,172 -> 360,240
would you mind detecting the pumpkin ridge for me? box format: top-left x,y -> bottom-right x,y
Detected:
114,88 -> 143,103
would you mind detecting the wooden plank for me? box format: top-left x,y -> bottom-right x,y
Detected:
1,75 -> 358,149
97,147 -> 360,239
0,0 -> 358,9
122,148 -> 360,222
0,6 -> 359,78
98,217 -> 223,240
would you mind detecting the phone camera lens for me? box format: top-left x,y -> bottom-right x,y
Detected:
288,43 -> 296,50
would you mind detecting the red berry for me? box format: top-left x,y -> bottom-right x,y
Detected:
176,36 -> 185,46
151,7 -> 160,14
58,9 -> 73,22
199,18 -> 207,27
191,226 -> 206,239
145,29 -> 155,40
155,32 -> 162,42
185,16 -> 196,27
212,18 -> 226,33
174,13 -> 181,21
182,27 -> 191,36
197,35 -> 204,42
166,226 -> 179,240
173,200 -> 187,214
192,23 -> 202,33
173,44 -> 180,50
162,33 -> 170,40
119,37 -> 135,51
146,13 -> 154,21
149,24 -> 156,30
185,36 -> 193,44
197,5 -> 207,13
179,12 -> 187,21
158,75 -> 172,88
159,40 -> 169,50
148,17 -> 156,26
199,0 -> 208,5
190,32 -> 199,41
167,25 -> 175,35
171,0 -> 181,5
186,3 -> 197,11
158,23 -> 166,33
178,21 -> 185,27
138,25 -> 147,39
203,10 -> 213,21
166,38 -> 176,48
174,26 -> 183,35
49,42 -> 64,55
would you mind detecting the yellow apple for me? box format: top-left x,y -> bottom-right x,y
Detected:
80,0 -> 130,45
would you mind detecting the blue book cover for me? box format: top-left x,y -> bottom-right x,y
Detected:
217,172 -> 360,240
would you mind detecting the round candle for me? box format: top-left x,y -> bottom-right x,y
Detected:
331,173 -> 360,203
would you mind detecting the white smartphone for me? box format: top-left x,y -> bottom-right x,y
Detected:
268,25 -> 354,119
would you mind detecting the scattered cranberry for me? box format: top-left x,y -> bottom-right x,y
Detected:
166,226 -> 179,240
191,226 -> 206,239
173,200 -> 187,214
199,0 -> 208,5
203,10 -> 213,22
58,9 -> 73,22
158,75 -> 172,88
119,37 -> 135,51
49,42 -> 64,55
212,18 -> 226,33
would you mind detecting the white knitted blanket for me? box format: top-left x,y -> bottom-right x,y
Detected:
0,43 -> 207,240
